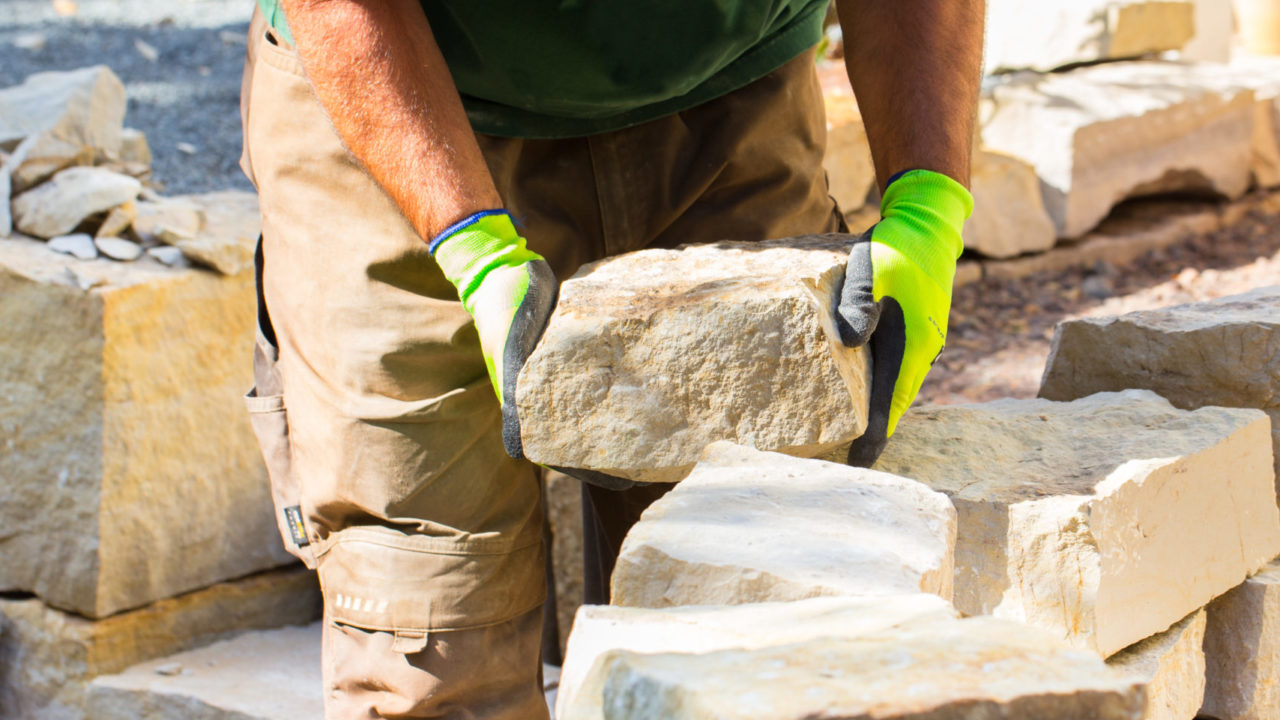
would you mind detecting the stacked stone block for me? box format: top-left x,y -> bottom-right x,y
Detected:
491,220 -> 1280,719
873,390 -> 1279,658
1040,286 -> 1280,718
0,217 -> 318,717
555,390 -> 1278,718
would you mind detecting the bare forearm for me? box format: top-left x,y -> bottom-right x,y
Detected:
838,0 -> 985,190
280,0 -> 500,240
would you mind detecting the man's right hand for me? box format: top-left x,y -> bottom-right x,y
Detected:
431,210 -> 557,460
432,210 -> 643,491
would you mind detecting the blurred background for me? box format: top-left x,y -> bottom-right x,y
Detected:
0,0 -> 253,194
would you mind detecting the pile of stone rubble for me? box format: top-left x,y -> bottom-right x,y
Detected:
825,0 -> 1280,261
1,65 -> 258,277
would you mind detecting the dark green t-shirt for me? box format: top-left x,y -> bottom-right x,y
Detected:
256,0 -> 827,138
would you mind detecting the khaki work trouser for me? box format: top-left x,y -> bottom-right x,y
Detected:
240,8 -> 842,718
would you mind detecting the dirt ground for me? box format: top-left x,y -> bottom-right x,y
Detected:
919,194 -> 1280,406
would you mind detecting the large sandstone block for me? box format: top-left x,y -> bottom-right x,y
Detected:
965,148 -> 1057,258
1109,610 -> 1207,720
0,566 -> 321,720
982,62 -> 1255,238
517,237 -> 871,484
984,0 -> 1195,73
874,390 -> 1280,658
0,66 -> 126,190
557,595 -> 956,720
611,442 -> 955,608
1040,286 -> 1280,493
595,616 -> 1146,720
1201,559 -> 1280,720
0,233 -> 294,617
87,623 -> 323,720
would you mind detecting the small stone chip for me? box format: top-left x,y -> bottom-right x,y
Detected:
146,245 -> 189,268
94,237 -> 143,262
48,234 -> 98,260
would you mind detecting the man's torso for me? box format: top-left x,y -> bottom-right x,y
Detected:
255,0 -> 827,137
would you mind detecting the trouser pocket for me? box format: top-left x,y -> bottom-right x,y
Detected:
315,527 -> 546,653
245,235 -> 316,567
245,383 -> 315,567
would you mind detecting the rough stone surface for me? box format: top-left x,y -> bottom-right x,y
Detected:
0,566 -> 321,720
965,148 -> 1056,258
1108,610 -> 1207,720
1040,286 -> 1280,494
558,595 -> 956,720
0,234 -> 294,617
48,233 -> 98,260
982,62 -> 1255,238
874,390 -> 1280,658
595,616 -> 1146,720
94,236 -> 142,261
611,442 -> 955,608
86,622 -> 323,720
517,237 -> 871,483
822,91 -> 875,214
984,0 -> 1195,73
0,66 -> 126,190
1201,559 -> 1280,720
11,166 -> 141,239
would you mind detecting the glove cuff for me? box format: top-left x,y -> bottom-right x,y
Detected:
430,210 -> 542,308
878,169 -> 972,285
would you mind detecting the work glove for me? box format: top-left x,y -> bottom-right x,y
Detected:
430,210 -> 557,460
432,210 -> 640,491
835,169 -> 973,467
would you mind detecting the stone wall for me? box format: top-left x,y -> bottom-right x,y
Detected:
0,67 -> 317,720
552,284 -> 1280,719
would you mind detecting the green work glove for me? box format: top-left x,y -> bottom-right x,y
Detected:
836,170 -> 972,466
431,210 -> 557,460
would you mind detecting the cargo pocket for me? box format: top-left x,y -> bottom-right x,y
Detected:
245,384 -> 315,568
315,526 -> 546,653
245,235 -> 316,568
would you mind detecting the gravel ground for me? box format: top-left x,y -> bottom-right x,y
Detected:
921,194 -> 1280,406
0,0 -> 254,194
